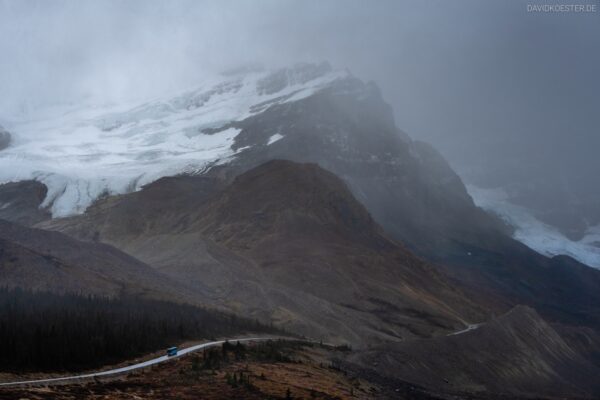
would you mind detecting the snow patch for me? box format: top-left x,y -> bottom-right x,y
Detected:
267,133 -> 284,145
468,185 -> 600,269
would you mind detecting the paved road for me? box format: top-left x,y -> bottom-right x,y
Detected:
447,323 -> 481,336
0,336 -> 278,388
0,323 -> 486,388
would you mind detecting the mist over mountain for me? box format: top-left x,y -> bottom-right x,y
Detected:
10,61 -> 596,338
0,2 -> 598,399
1,0 -> 598,267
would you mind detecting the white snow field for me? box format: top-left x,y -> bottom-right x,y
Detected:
468,185 -> 600,269
0,64 -> 347,217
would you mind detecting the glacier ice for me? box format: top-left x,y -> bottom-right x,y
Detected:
0,64 -> 348,217
468,185 -> 600,269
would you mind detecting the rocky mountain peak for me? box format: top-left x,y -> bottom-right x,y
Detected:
256,62 -> 334,95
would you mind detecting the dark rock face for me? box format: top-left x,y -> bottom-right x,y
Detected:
42,160 -> 485,345
225,77 -> 506,252
0,125 -> 11,150
0,180 -> 51,226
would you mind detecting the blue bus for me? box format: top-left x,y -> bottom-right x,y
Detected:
166,346 -> 178,357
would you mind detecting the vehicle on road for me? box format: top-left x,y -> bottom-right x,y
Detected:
166,347 -> 178,357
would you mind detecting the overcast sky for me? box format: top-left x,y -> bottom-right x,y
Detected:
1,0 -> 598,182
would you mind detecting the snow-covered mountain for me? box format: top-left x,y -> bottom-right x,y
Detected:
1,61 -> 598,270
0,62 -> 346,216
4,62 -> 600,340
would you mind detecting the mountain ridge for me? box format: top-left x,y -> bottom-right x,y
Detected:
41,159 -> 486,346
0,219 -> 205,303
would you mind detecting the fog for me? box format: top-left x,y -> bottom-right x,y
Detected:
1,0 -> 599,226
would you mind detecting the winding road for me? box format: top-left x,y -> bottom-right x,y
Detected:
0,337 -> 279,388
1,323 -> 486,388
446,323 -> 481,336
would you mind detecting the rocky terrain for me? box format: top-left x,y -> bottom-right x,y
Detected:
203,71 -> 600,330
0,180 -> 51,226
41,160 -> 485,345
351,306 -> 600,398
0,219 -> 199,302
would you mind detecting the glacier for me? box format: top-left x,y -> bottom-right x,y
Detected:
468,185 -> 600,269
0,63 -> 348,217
